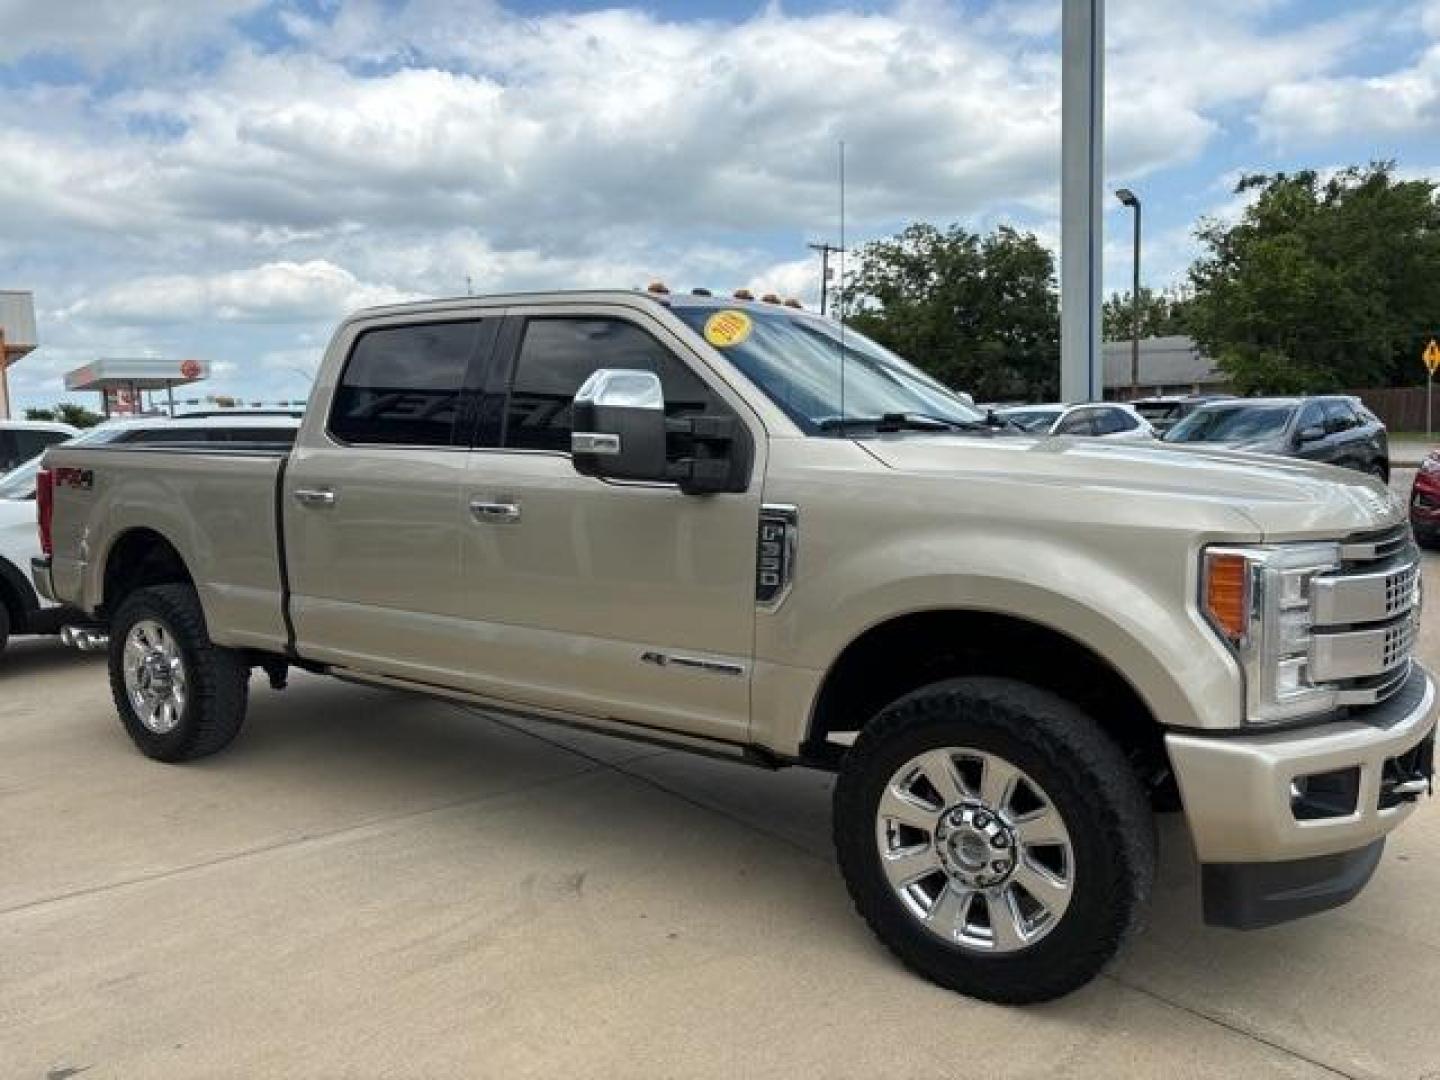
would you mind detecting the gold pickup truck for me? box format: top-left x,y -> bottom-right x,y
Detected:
32,289 -> 1434,1003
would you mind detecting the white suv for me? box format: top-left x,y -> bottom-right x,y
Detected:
0,420 -> 79,472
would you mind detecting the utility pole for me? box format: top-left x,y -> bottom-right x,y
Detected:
808,242 -> 846,317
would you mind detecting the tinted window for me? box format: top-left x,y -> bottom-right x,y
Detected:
12,429 -> 70,462
1054,409 -> 1095,436
1296,401 -> 1325,434
1093,408 -> 1138,435
504,317 -> 725,452
330,321 -> 482,446
1135,403 -> 1180,421
0,432 -> 16,471
1323,399 -> 1357,432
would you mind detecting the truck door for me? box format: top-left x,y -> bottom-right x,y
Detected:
283,314 -> 499,682
455,305 -> 765,744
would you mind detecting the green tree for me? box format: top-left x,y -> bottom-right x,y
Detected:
1103,287 -> 1191,342
27,403 -> 103,428
1187,163 -> 1440,394
840,222 -> 1060,401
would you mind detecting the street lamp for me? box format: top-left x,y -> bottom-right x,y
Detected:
1115,188 -> 1142,400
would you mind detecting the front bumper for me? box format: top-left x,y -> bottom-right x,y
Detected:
1167,664 -> 1435,926
30,556 -> 55,604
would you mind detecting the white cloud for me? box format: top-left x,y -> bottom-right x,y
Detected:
0,0 -> 266,64
62,260 -> 416,325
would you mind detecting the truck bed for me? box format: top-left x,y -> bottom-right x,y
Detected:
43,444 -> 293,654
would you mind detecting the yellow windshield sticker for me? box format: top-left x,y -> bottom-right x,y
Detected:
704,310 -> 753,348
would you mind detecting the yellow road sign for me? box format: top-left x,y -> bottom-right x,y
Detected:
1427,339 -> 1440,376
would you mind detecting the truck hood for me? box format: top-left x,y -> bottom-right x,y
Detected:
861,435 -> 1405,540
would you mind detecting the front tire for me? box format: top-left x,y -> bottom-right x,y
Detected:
109,584 -> 249,762
833,677 -> 1155,1004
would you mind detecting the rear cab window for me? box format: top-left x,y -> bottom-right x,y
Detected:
329,320 -> 492,447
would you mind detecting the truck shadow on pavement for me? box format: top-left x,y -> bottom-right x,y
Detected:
0,637 -> 105,681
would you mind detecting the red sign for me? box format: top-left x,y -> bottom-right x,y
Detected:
180,359 -> 202,380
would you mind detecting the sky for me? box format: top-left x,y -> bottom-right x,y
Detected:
1,0 -> 1438,411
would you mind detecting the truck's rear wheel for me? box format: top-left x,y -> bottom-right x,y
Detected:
108,584 -> 249,762
833,677 -> 1155,1004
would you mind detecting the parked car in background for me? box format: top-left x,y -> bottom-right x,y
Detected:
0,420 -> 78,472
0,415 -> 299,656
1131,394 -> 1233,436
1162,396 -> 1389,480
0,415 -> 301,501
995,402 -> 1155,441
1412,451 -> 1440,550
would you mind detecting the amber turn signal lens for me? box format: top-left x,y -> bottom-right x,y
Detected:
1205,553 -> 1250,642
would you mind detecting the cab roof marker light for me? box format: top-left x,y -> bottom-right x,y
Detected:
732,289 -> 754,301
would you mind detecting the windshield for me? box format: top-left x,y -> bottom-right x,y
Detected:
672,305 -> 983,434
1164,404 -> 1294,444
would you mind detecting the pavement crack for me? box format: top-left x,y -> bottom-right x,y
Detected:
0,764 -> 600,920
1105,973 -> 1360,1080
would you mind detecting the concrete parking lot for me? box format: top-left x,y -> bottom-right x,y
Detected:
2,485 -> 1436,1079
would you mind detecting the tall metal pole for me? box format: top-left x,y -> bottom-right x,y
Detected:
1060,0 -> 1105,404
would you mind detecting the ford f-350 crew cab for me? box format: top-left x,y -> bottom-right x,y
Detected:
33,290 -> 1435,1003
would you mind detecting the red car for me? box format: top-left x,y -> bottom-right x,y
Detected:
1413,451 -> 1440,549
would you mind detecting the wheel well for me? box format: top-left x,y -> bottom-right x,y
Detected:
103,529 -> 193,617
804,611 -> 1168,790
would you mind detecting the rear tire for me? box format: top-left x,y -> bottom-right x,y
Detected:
833,677 -> 1155,1004
108,584 -> 249,762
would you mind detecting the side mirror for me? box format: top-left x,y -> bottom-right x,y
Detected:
570,368 -> 668,482
1296,424 -> 1325,445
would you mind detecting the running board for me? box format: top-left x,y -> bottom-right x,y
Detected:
329,667 -> 780,769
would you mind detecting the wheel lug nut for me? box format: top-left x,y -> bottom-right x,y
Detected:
972,811 -> 990,827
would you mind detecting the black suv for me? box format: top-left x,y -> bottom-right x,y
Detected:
1162,396 -> 1389,481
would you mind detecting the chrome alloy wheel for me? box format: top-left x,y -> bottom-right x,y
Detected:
875,747 -> 1074,953
122,619 -> 188,735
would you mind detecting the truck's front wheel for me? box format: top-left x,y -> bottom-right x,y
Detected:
109,584 -> 249,762
833,677 -> 1155,1004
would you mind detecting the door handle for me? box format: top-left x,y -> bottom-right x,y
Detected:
469,499 -> 521,524
293,488 -> 336,508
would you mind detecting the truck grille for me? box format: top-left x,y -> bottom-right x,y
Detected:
1312,525 -> 1422,707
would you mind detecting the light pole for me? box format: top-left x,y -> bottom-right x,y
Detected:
1115,188 -> 1142,400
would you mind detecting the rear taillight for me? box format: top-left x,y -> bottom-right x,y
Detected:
36,468 -> 54,557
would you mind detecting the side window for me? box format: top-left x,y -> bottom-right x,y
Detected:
1093,408 -> 1137,435
1323,399 -> 1355,433
12,428 -> 70,460
1296,401 -> 1325,434
1054,409 -> 1095,436
503,317 -> 726,453
329,320 -> 483,447
0,431 -> 17,471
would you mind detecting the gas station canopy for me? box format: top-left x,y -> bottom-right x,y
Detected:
65,357 -> 208,393
65,356 -> 209,417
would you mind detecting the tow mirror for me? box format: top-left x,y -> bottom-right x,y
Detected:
570,368 -> 668,482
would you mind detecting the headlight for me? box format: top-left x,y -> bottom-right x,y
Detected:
1202,542 -> 1343,725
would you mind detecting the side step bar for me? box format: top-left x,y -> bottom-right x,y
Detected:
329,667 -> 782,769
